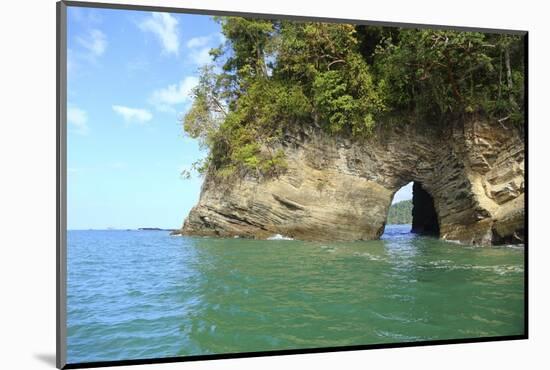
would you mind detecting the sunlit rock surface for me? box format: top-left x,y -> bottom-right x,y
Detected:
177,118 -> 524,246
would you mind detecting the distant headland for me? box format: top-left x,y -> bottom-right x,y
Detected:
137,227 -> 175,231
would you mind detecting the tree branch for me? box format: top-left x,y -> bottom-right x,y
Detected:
327,59 -> 346,70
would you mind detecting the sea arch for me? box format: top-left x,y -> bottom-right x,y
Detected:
179,119 -> 525,246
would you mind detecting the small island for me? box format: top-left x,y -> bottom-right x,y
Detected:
137,227 -> 175,231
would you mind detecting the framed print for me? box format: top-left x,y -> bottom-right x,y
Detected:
57,1 -> 527,368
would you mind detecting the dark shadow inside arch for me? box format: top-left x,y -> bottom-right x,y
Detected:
411,182 -> 440,236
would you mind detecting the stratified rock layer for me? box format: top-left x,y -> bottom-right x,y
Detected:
178,118 -> 524,245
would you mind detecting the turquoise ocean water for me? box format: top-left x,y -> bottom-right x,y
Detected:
67,225 -> 524,363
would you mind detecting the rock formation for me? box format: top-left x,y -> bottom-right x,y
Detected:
176,117 -> 524,246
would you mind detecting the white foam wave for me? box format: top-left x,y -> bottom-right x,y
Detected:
427,261 -> 523,275
267,234 -> 294,240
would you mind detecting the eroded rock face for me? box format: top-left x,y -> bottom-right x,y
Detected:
177,118 -> 524,245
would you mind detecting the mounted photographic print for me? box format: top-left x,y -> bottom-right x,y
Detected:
57,1 -> 527,368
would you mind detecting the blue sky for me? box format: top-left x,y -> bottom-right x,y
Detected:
392,182 -> 412,204
66,7 -> 411,229
66,7 -> 221,229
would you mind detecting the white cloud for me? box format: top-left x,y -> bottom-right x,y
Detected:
69,29 -> 107,78
76,29 -> 107,57
189,48 -> 213,65
112,105 -> 153,124
186,36 -> 210,49
71,7 -> 102,25
185,34 -> 221,65
67,106 -> 89,135
149,76 -> 199,113
139,12 -> 179,55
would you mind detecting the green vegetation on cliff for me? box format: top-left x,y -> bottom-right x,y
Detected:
387,200 -> 413,225
183,18 -> 525,179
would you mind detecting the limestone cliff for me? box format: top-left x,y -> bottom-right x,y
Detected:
176,118 -> 524,246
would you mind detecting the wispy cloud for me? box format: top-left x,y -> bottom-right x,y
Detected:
185,34 -> 225,65
69,29 -> 107,80
76,29 -> 107,58
67,106 -> 89,135
189,48 -> 212,65
112,105 -> 153,124
71,7 -> 102,25
149,76 -> 199,113
69,9 -> 106,79
139,13 -> 179,55
186,36 -> 210,49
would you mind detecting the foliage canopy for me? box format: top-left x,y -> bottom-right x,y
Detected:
387,200 -> 413,225
183,18 -> 525,178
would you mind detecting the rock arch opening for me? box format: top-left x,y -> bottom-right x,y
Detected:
386,181 -> 440,237
386,182 -> 413,226
411,182 -> 440,236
